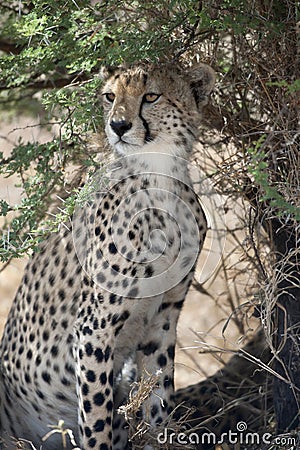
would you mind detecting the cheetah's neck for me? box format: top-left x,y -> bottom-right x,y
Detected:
110,142 -> 193,189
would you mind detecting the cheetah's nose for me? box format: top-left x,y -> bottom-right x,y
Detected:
110,120 -> 132,137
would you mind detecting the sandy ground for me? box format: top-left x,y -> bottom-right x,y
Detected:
0,116 -> 258,390
0,116 -> 52,341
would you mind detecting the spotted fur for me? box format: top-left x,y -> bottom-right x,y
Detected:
0,62 -> 215,449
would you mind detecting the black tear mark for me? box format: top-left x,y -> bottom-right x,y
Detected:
139,103 -> 152,143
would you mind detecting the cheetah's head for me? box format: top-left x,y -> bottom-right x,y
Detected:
101,63 -> 215,156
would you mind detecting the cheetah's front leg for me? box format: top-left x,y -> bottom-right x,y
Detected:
75,307 -> 115,450
135,303 -> 181,447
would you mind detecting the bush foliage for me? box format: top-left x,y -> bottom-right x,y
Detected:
0,0 -> 299,261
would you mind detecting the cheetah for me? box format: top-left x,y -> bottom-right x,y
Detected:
0,62 -> 215,449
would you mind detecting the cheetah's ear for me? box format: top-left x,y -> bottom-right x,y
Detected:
188,63 -> 215,109
99,66 -> 119,81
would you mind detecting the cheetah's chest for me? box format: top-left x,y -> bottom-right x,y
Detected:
77,172 -> 204,300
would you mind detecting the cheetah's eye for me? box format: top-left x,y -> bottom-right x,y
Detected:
103,92 -> 115,103
143,93 -> 161,103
